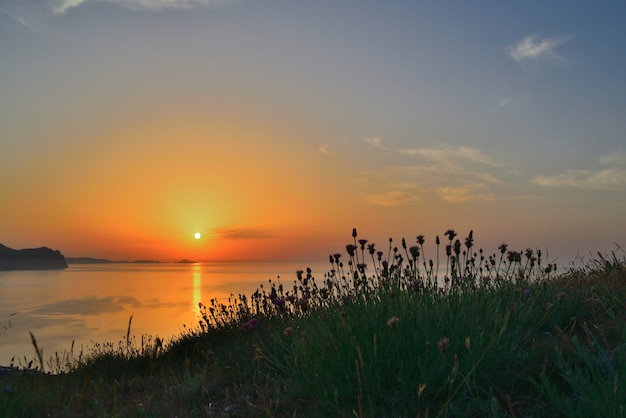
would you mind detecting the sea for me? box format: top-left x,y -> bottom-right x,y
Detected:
0,261 -> 330,368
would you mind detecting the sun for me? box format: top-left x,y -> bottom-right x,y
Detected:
194,232 -> 201,240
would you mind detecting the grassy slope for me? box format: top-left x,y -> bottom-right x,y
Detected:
1,237 -> 625,417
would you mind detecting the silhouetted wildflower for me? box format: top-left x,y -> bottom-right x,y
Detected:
416,235 -> 425,245
453,240 -> 461,256
507,251 -> 521,263
346,244 -> 357,257
464,230 -> 474,249
444,229 -> 457,241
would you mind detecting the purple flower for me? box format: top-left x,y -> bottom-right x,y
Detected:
523,289 -> 530,295
578,277 -> 584,284
410,279 -> 423,291
239,317 -> 259,331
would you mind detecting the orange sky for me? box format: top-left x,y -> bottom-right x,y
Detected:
2,1 -> 625,263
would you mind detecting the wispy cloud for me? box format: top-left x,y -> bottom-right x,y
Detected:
358,138 -> 509,204
364,138 -> 504,168
318,144 -> 332,155
364,191 -> 418,207
0,1 -> 58,33
53,0 -> 85,15
52,0 -> 232,15
213,228 -> 274,240
534,168 -> 626,191
435,184 -> 496,203
506,34 -> 573,63
533,151 -> 626,191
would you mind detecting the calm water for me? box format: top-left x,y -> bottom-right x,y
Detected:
0,261 -> 329,367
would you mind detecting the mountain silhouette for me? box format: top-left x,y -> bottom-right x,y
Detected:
0,244 -> 68,270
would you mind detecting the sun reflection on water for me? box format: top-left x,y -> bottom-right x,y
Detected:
192,264 -> 203,317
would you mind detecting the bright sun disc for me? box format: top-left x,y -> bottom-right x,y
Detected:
194,232 -> 201,239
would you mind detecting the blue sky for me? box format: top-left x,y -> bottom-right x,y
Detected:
1,0 -> 625,262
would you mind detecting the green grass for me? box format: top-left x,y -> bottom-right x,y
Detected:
1,229 -> 625,417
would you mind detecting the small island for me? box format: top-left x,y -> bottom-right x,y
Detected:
177,259 -> 198,264
0,244 -> 68,271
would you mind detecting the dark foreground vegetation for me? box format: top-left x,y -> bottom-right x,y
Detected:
1,229 -> 625,417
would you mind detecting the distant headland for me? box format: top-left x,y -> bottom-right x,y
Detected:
0,244 -> 68,271
65,258 -> 197,264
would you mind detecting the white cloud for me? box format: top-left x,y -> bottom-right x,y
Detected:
374,139 -> 503,168
364,136 -> 388,150
53,0 -> 86,15
598,150 -> 626,166
506,35 -> 573,63
435,184 -> 496,203
364,191 -> 418,207
359,138 -> 508,204
52,0 -> 232,14
0,1 -> 58,33
533,168 -> 626,191
318,144 -> 332,155
533,151 -> 626,191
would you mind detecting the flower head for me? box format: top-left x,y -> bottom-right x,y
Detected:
387,316 -> 400,329
444,229 -> 457,241
437,337 -> 450,353
239,317 -> 259,332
